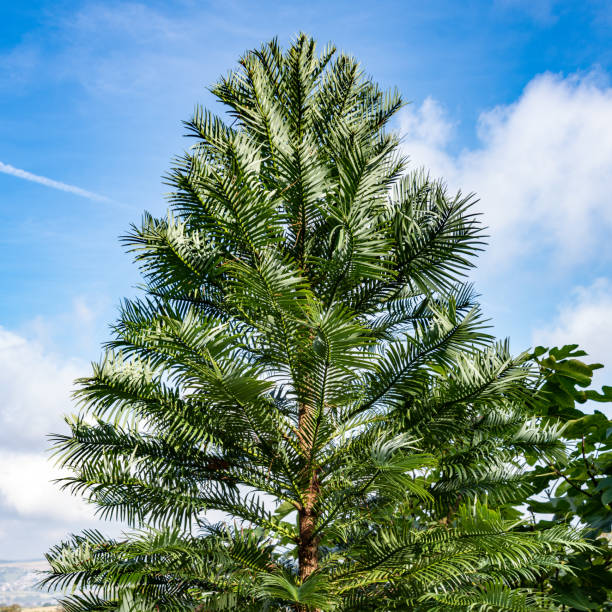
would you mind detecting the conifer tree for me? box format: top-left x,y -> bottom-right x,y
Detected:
44,36 -> 590,611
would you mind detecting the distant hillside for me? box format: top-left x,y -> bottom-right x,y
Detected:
1,608 -> 61,611
0,560 -> 59,608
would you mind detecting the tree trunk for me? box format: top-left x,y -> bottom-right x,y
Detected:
297,498 -> 320,612
298,506 -> 319,581
297,399 -> 321,612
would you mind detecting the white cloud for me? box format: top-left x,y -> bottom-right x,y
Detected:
0,326 -> 90,521
533,278 -> 612,374
0,325 -> 119,551
0,327 -> 82,451
0,325 -> 102,548
0,451 -> 95,523
0,161 -> 111,202
399,71 -> 612,268
400,97 -> 455,149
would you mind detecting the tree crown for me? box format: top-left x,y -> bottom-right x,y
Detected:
44,35 -> 598,611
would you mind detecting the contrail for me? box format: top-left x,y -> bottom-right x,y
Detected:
0,161 -> 112,203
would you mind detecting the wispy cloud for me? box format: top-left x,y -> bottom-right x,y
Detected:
0,161 -> 111,202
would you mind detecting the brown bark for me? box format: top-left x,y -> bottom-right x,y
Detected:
298,488 -> 320,581
296,400 -> 321,612
296,502 -> 320,612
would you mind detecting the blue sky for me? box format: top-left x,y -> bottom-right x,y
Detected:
1,0 -> 612,560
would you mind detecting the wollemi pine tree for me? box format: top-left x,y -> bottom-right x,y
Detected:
44,35 -> 589,611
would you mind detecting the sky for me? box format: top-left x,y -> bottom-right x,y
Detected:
1,0 -> 612,560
